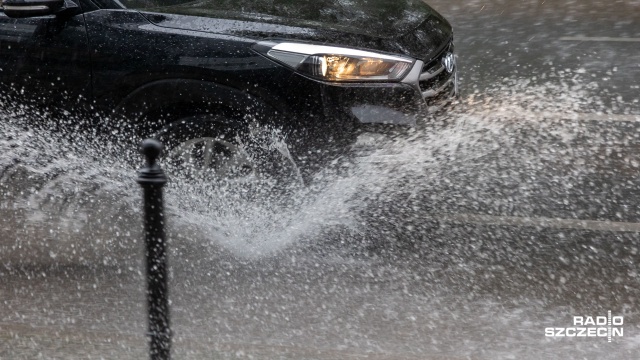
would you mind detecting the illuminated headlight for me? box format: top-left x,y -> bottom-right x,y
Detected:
259,42 -> 414,82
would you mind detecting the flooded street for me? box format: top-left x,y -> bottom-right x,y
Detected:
1,1 -> 640,359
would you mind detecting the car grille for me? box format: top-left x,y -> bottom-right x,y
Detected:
419,42 -> 456,100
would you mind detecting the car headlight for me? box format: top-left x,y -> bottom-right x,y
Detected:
256,42 -> 415,82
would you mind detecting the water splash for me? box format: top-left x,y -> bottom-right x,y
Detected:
0,74 -> 637,262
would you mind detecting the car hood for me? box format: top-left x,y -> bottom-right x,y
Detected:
137,0 -> 452,61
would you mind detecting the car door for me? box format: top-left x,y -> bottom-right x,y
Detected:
0,1 -> 92,115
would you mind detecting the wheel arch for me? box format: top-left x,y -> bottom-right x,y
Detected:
113,78 -> 287,135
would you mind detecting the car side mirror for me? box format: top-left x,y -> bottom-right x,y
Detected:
2,0 -> 65,18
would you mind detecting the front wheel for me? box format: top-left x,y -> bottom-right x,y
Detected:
153,115 -> 303,188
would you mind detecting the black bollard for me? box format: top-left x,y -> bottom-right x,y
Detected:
137,139 -> 171,360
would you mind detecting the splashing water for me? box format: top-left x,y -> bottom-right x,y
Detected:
0,76 -> 637,262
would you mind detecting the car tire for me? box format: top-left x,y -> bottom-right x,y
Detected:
152,114 -> 303,189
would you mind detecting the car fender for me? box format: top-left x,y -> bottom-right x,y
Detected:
113,78 -> 283,131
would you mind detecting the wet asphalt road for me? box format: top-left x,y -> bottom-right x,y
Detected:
1,1 -> 640,359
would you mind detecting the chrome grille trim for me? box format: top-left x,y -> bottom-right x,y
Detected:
419,64 -> 445,81
421,77 -> 453,98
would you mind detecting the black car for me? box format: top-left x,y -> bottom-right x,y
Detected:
0,0 -> 457,181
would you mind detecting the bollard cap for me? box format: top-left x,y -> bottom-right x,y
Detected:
141,139 -> 163,166
137,138 -> 167,185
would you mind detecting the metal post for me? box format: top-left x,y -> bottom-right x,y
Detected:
137,139 -> 171,360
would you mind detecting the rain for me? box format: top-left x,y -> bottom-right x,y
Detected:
1,0 -> 639,359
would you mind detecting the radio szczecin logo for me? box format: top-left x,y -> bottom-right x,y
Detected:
545,310 -> 623,342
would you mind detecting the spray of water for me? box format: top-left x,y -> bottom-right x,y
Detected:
1,73 -> 630,262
